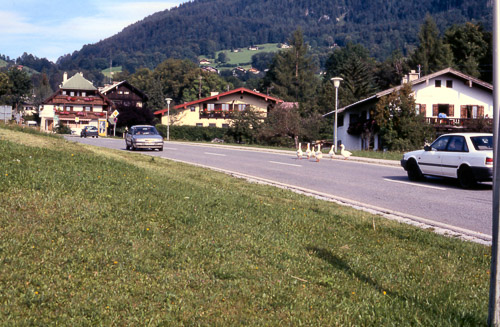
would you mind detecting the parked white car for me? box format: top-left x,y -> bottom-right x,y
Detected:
401,133 -> 493,188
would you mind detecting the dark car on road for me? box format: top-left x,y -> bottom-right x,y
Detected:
125,125 -> 163,151
80,126 -> 99,138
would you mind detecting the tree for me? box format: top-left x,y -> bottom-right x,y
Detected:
410,15 -> 453,76
217,52 -> 228,64
374,83 -> 435,151
444,22 -> 489,78
258,104 -> 302,147
2,68 -> 32,112
263,29 -> 319,106
33,73 -> 53,108
227,106 -> 263,144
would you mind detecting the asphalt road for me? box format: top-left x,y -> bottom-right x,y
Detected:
67,136 -> 493,242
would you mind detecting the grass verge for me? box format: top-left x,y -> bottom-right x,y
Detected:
0,125 -> 490,326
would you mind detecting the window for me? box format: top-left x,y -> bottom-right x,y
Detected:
124,91 -> 129,95
431,136 -> 450,151
337,114 -> 344,127
349,113 -> 359,124
190,106 -> 196,112
70,91 -> 75,96
435,80 -> 441,88
82,92 -> 86,97
221,104 -> 230,111
137,102 -> 143,108
64,106 -> 73,111
237,104 -> 247,111
446,80 -> 453,88
207,104 -> 215,111
84,106 -> 92,112
415,104 -> 420,115
222,124 -> 229,128
209,123 -> 216,127
446,136 -> 467,152
461,105 -> 483,119
62,91 -> 67,95
196,123 -> 203,127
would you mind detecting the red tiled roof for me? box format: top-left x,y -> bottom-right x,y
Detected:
154,88 -> 283,115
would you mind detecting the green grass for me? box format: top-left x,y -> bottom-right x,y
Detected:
203,43 -> 281,70
0,125 -> 491,326
102,66 -> 123,78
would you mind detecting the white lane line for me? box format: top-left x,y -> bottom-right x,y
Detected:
384,178 -> 446,190
205,152 -> 226,157
269,161 -> 302,167
164,147 -> 178,150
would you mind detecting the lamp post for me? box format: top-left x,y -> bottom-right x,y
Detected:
165,98 -> 172,141
331,77 -> 343,153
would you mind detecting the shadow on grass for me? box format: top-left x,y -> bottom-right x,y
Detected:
307,246 -> 486,326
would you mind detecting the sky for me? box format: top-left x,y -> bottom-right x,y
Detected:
1,0 -> 184,63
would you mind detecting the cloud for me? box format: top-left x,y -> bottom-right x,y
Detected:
0,1 -> 182,62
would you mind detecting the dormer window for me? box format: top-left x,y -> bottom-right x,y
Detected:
446,80 -> 453,88
435,80 -> 441,88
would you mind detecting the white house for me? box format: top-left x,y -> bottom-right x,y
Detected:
324,68 -> 493,150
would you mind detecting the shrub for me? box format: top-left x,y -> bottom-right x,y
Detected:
156,124 -> 227,142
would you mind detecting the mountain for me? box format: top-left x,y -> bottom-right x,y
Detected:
57,0 -> 493,72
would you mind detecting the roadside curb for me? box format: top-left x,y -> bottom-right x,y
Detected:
166,141 -> 402,167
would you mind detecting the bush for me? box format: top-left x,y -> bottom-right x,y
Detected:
54,124 -> 72,134
156,124 -> 227,142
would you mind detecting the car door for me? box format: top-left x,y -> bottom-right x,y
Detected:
440,135 -> 468,177
417,135 -> 450,176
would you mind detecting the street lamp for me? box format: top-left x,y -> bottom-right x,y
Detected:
331,77 -> 343,153
165,98 -> 172,141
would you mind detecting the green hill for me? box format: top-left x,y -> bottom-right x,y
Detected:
57,0 -> 492,72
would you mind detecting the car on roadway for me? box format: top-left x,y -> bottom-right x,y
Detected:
80,126 -> 99,138
125,125 -> 164,151
401,133 -> 493,188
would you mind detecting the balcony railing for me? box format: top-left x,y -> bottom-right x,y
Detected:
199,111 -> 233,119
425,117 -> 493,126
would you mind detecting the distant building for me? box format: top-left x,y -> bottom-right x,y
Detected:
154,87 -> 283,128
248,46 -> 259,51
199,59 -> 211,65
40,72 -> 113,133
324,68 -> 493,150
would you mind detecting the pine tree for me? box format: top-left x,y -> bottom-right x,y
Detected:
410,14 -> 453,75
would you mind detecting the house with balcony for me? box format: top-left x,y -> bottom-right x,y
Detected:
154,87 -> 283,128
324,68 -> 493,150
40,72 -> 113,133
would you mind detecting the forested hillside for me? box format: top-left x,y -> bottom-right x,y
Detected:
56,0 -> 492,72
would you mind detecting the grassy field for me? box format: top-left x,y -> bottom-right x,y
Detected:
102,66 -> 123,79
201,43 -> 281,70
0,124 -> 491,326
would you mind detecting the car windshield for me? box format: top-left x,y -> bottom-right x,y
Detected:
471,136 -> 493,151
133,127 -> 158,135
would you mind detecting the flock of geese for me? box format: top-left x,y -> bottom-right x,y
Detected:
296,142 -> 352,162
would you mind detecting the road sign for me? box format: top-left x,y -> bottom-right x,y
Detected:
75,117 -> 80,123
111,110 -> 119,118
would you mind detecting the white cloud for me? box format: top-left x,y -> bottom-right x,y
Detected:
0,1 -> 183,62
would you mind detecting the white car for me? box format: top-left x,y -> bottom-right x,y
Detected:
401,133 -> 493,188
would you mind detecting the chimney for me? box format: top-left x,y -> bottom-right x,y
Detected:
63,72 -> 68,83
401,70 -> 420,85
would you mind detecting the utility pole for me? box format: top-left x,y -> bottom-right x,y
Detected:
489,0 -> 500,325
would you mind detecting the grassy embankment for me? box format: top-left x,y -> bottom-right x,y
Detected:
0,125 -> 490,325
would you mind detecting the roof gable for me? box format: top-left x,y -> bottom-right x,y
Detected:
324,68 -> 492,116
61,72 -> 97,91
154,87 -> 283,115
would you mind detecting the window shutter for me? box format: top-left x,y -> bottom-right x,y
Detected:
448,104 -> 454,117
479,106 -> 484,117
460,105 -> 467,118
420,104 -> 426,115
433,104 -> 438,116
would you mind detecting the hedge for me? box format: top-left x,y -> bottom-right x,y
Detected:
156,124 -> 227,142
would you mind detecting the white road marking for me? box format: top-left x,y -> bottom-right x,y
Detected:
383,178 -> 446,190
164,147 -> 178,150
205,152 -> 226,157
269,161 -> 302,167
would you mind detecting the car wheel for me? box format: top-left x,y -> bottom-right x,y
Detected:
96,135 -> 98,138
458,166 -> 476,189
159,147 -> 163,151
126,143 -> 130,150
407,159 -> 423,181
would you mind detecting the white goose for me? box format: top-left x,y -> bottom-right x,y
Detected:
328,145 -> 335,159
305,143 -> 312,159
315,144 -> 323,162
296,143 -> 303,159
310,143 -> 316,159
340,144 -> 352,160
